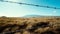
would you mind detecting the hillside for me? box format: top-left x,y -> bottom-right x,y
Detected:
0,16 -> 60,34
23,15 -> 60,18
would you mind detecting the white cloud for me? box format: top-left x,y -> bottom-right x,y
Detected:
53,10 -> 56,13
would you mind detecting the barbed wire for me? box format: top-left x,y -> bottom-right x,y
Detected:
0,0 -> 60,9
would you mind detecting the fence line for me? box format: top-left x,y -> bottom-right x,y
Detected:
0,0 -> 60,9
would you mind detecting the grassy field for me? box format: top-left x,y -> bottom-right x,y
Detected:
0,16 -> 60,34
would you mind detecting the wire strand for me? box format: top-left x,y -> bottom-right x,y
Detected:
0,0 -> 60,9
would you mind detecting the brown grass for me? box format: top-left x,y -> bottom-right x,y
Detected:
0,17 -> 60,34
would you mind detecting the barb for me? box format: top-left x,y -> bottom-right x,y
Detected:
0,0 -> 60,9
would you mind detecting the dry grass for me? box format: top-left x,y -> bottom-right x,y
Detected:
0,16 -> 60,34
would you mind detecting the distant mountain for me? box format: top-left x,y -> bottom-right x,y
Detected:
23,15 -> 42,18
23,15 -> 60,18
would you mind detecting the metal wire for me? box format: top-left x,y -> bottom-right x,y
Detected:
0,0 -> 60,9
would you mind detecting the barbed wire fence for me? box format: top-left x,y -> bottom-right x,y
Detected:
0,0 -> 60,9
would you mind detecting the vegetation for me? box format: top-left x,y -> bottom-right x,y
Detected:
0,17 -> 60,34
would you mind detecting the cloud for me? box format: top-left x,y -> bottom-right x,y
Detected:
53,10 -> 56,13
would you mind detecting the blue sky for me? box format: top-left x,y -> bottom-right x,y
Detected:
0,0 -> 60,17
